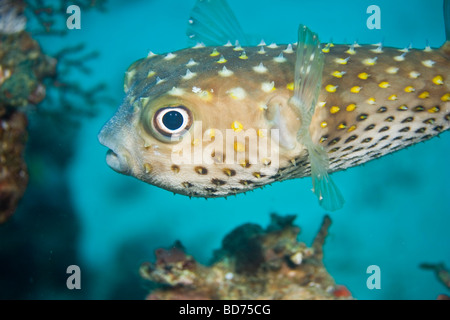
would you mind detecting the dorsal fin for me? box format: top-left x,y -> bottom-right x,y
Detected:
441,0 -> 450,57
186,0 -> 249,46
291,25 -> 345,211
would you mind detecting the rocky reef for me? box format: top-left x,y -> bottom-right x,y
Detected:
140,214 -> 352,300
0,0 -> 56,223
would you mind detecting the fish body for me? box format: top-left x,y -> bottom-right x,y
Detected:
98,0 -> 450,210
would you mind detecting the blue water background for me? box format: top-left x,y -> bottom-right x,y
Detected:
33,0 -> 450,299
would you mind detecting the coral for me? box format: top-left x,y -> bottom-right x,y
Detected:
420,262 -> 450,300
0,0 -> 55,222
140,214 -> 353,300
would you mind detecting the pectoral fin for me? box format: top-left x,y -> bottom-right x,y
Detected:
291,25 -> 344,211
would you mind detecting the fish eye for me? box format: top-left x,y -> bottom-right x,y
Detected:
153,106 -> 192,137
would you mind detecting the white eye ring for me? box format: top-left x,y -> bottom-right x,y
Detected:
153,106 -> 192,137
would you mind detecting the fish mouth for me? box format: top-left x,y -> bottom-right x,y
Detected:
105,149 -> 131,175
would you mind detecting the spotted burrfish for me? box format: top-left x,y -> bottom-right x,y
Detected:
98,0 -> 450,211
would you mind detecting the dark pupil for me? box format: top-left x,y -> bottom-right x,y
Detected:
162,110 -> 183,130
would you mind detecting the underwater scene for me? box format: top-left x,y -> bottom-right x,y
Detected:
0,0 -> 449,300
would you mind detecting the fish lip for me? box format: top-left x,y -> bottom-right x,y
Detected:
105,149 -> 131,175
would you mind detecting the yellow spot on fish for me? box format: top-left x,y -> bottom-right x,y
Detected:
233,44 -> 244,51
234,142 -> 245,152
418,91 -> 430,99
283,44 -> 294,54
350,86 -> 362,93
231,121 -> 243,132
239,52 -> 248,60
378,81 -> 390,89
335,57 -> 349,65
441,93 -> 450,101
319,136 -> 327,143
337,123 -> 347,130
320,121 -> 328,128
432,75 -> 444,85
144,163 -> 152,174
147,70 -> 156,78
205,128 -> 215,139
239,159 -> 250,168
259,103 -> 268,111
358,72 -> 370,80
318,101 -> 326,108
326,84 -> 338,93
227,87 -> 247,100
331,71 -> 346,78
322,44 -> 331,53
217,55 -> 227,64
428,106 -> 440,113
258,47 -> 266,54
347,125 -> 356,132
346,45 -> 356,55
367,97 -> 376,105
261,81 -> 276,92
210,48 -> 220,57
404,86 -> 415,93
409,71 -> 421,79
346,103 -> 356,112
386,67 -> 399,74
286,82 -> 294,91
362,57 -> 377,66
422,60 -> 435,68
330,106 -> 340,114
388,94 -> 398,101
257,129 -> 265,137
192,138 -> 200,146
371,45 -> 383,53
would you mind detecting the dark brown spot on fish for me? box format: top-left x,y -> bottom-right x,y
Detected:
171,164 -> 180,173
381,143 -> 392,150
377,106 -> 387,113
204,187 -> 217,193
422,134 -> 433,140
354,147 -> 363,152
329,147 -> 340,153
401,117 -> 414,123
415,127 -> 427,134
368,143 -> 378,149
362,137 -> 373,143
445,113 -> 450,121
379,135 -> 389,141
399,127 -> 410,132
223,168 -> 236,177
343,146 -> 353,151
393,136 -> 403,141
328,137 -> 341,146
319,135 -> 328,143
365,124 -> 375,131
434,126 -> 444,132
379,126 -> 389,132
239,180 -> 253,186
397,105 -> 408,111
195,166 -> 208,175
423,118 -> 435,124
371,152 -> 382,158
414,106 -> 425,112
182,182 -> 193,188
252,172 -> 265,179
345,135 -> 357,143
211,178 -> 226,186
385,116 -> 395,122
357,113 -> 368,121
240,159 -> 251,168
